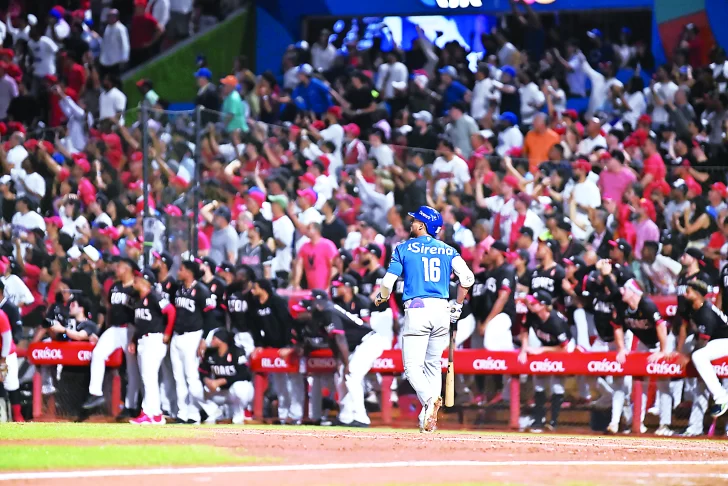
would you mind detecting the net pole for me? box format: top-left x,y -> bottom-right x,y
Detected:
192,106 -> 203,256
141,101 -> 150,269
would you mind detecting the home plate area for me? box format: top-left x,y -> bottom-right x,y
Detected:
6,427 -> 728,486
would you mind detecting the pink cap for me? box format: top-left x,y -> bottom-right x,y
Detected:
296,188 -> 317,205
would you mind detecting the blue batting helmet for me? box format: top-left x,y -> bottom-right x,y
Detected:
408,205 -> 443,236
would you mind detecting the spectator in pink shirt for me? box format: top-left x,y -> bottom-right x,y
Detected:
597,150 -> 636,203
633,197 -> 660,258
291,222 -> 338,290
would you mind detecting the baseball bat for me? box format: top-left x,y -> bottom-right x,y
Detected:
445,327 -> 456,407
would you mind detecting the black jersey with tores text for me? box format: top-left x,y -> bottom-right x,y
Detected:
133,291 -> 170,338
469,270 -> 489,321
199,346 -> 251,388
174,281 -> 214,334
247,293 -> 294,348
481,263 -> 518,320
692,300 -> 728,341
108,282 -> 137,327
613,296 -> 667,348
360,267 -> 388,312
676,271 -> 712,322
155,277 -> 179,304
334,294 -> 372,323
316,302 -> 372,352
225,288 -> 251,333
529,264 -> 566,304
583,270 -> 616,342
524,310 -> 571,347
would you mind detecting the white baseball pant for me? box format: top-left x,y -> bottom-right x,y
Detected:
159,353 -> 177,418
455,314 -> 476,348
370,309 -> 394,350
271,372 -> 305,423
401,298 -> 449,427
691,337 -> 728,406
572,309 -> 595,399
483,313 -> 514,351
337,332 -> 389,425
89,325 -> 140,409
170,330 -> 204,422
2,352 -> 18,392
200,380 -> 254,424
137,333 -> 167,417
611,339 -> 672,429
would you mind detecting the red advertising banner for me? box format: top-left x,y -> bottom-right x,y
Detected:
27,341 -> 123,367
249,347 -> 728,379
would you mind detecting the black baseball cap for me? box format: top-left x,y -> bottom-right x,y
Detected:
311,289 -> 329,301
685,248 -> 705,265
519,226 -> 535,239
115,256 -> 140,272
527,290 -> 553,306
609,239 -> 632,258
153,251 -> 173,268
557,217 -> 572,232
135,267 -> 157,285
333,274 -> 357,288
563,256 -> 586,268
217,261 -> 235,273
339,248 -> 353,265
212,328 -> 231,343
490,240 -> 509,253
539,237 -> 559,256
213,205 -> 232,223
366,243 -> 383,259
201,256 -> 217,270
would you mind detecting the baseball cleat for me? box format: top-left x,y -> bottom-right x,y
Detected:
710,402 -> 728,418
82,395 -> 105,410
130,413 -> 153,425
232,414 -> 245,425
606,422 -> 619,435
423,396 -> 442,432
152,415 -> 166,425
655,425 -> 673,436
679,429 -> 703,437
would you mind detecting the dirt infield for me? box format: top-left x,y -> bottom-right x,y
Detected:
6,427 -> 728,485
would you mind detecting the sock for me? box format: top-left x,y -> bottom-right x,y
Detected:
534,391 -> 547,426
550,393 -> 565,426
11,404 -> 23,422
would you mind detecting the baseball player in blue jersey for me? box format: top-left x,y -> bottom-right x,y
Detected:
374,206 -> 474,432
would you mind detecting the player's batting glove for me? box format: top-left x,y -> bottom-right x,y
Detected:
449,302 -> 463,325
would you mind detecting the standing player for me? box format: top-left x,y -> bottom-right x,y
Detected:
610,277 -> 672,435
360,244 -> 394,346
374,206 -> 474,432
129,268 -> 176,425
200,257 -> 227,337
684,280 -> 728,421
0,307 -> 22,421
83,257 -> 141,416
518,290 -> 573,432
171,259 -> 214,424
152,251 -> 178,418
477,241 -> 517,350
530,238 -> 565,304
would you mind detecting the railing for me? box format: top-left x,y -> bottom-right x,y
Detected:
26,342 -> 123,419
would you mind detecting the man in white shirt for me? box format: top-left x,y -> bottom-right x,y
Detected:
46,8 -> 70,42
311,30 -> 336,72
445,101 -> 479,159
27,29 -> 58,81
367,128 -> 394,168
562,159 -> 601,239
645,65 -> 679,129
11,196 -> 45,231
577,117 -> 607,156
99,9 -> 129,75
431,139 -> 471,194
375,51 -> 408,101
518,71 -> 546,126
640,241 -> 681,295
268,195 -> 294,279
147,0 -> 171,28
99,74 -> 127,123
5,131 -> 27,168
55,85 -> 90,153
313,106 -> 344,158
443,205 -> 476,254
580,52 -> 623,118
560,42 -> 587,98
470,63 -> 500,121
496,111 -> 524,156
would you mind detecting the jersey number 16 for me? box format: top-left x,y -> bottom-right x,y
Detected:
422,257 -> 441,282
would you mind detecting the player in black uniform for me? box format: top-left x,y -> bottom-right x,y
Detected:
0,282 -> 22,344
249,278 -> 303,424
198,328 -> 254,424
129,268 -> 175,425
718,258 -> 728,315
360,244 -> 394,347
223,264 -> 256,354
675,249 -> 712,352
306,291 -> 390,428
170,258 -> 214,424
200,257 -> 227,337
478,240 -> 517,351
83,257 -> 140,417
152,250 -> 179,419
48,295 -> 98,342
530,238 -> 566,304
684,280 -> 728,420
518,290 -> 573,432
332,274 -> 372,324
609,278 -> 672,435
607,239 -> 635,284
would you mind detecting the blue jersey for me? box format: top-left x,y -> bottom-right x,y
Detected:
387,236 -> 459,302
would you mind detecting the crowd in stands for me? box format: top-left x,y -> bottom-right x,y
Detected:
1,0 -> 728,434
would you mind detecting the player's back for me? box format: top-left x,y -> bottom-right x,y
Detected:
394,235 -> 458,301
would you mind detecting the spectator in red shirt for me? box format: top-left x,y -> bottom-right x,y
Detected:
129,0 -> 164,69
45,75 -> 65,128
640,137 -> 666,187
62,53 -> 86,97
